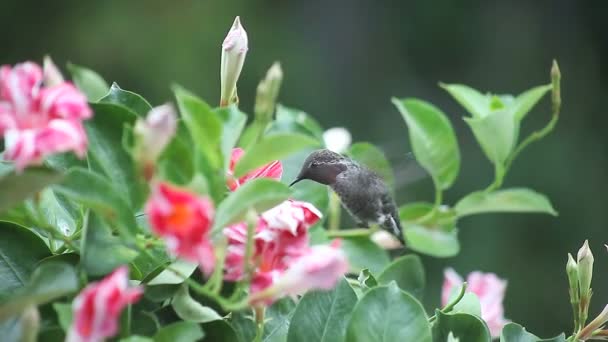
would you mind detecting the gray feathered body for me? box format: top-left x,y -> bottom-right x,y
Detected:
331,161 -> 404,243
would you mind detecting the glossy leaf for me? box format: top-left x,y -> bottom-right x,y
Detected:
392,98 -> 460,189
377,254 -> 425,299
455,188 -> 557,217
202,320 -> 240,342
346,283 -> 432,342
153,321 -> 204,342
99,82 -> 153,117
440,83 -> 489,118
500,323 -> 566,342
347,142 -> 395,191
53,168 -> 138,238
0,222 -> 51,301
157,123 -> 194,186
53,303 -> 72,331
357,269 -> 378,292
464,109 -> 517,165
403,224 -> 460,258
0,166 -> 64,213
263,298 -> 297,342
80,212 -> 138,276
450,292 -> 482,317
173,85 -> 223,170
511,84 -> 552,122
341,236 -> 390,275
67,62 -> 110,101
212,178 -> 291,234
147,260 -> 198,285
234,133 -> 320,178
287,279 -> 357,342
268,105 -> 324,141
172,285 -> 222,323
432,310 -> 491,342
87,102 -> 146,209
215,105 -> 248,169
0,262 -> 78,320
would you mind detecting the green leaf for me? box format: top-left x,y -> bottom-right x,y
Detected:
67,62 -> 110,101
173,85 -> 223,170
0,222 -> 51,301
432,310 -> 491,342
450,293 -> 481,317
511,84 -> 552,122
202,320 -> 239,342
234,133 -> 320,178
287,279 -> 357,342
341,236 -> 390,275
147,260 -> 198,285
154,321 -> 204,342
0,166 -> 64,213
268,105 -> 324,141
37,188 -> 79,242
357,269 -> 378,292
212,179 -> 291,234
346,283 -> 432,342
215,105 -> 248,169
500,323 -> 566,342
347,143 -> 395,191
0,262 -> 78,320
464,109 -> 517,165
87,102 -> 147,209
53,303 -> 72,331
440,83 -> 489,119
80,212 -> 138,276
157,123 -> 195,186
392,98 -> 460,190
172,285 -> 222,323
53,168 -> 138,238
455,188 -> 557,217
120,337 -> 154,342
99,83 -> 153,117
262,298 -> 297,342
403,225 -> 460,258
377,254 -> 425,299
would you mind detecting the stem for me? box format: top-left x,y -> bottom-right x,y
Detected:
327,228 -> 374,238
207,240 -> 227,294
442,282 -> 468,314
328,190 -> 342,231
253,306 -> 266,342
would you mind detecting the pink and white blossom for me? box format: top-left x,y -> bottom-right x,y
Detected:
0,61 -> 92,171
227,147 -> 283,191
442,268 -> 509,338
145,182 -> 215,275
67,266 -> 142,342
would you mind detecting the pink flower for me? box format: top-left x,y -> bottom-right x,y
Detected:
224,200 -> 325,304
442,268 -> 509,338
67,266 -> 142,342
0,61 -> 92,171
273,240 -> 348,297
227,147 -> 283,191
145,182 -> 215,275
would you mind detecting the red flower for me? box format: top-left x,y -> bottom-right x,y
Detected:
0,61 -> 92,171
146,182 -> 215,275
227,147 -> 283,191
67,267 -> 142,342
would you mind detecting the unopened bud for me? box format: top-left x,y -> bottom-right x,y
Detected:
577,240 -> 594,298
323,127 -> 352,154
254,62 -> 283,122
566,253 -> 579,298
579,305 -> 608,340
43,55 -> 64,87
134,103 -> 177,178
220,16 -> 248,107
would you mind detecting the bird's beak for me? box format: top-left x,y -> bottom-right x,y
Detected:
289,177 -> 303,187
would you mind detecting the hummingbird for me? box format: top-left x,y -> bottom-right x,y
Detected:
289,149 -> 404,244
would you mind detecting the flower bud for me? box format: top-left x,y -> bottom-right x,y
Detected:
577,240 -> 594,298
220,16 -> 248,107
43,56 -> 64,87
323,127 -> 352,154
566,253 -> 579,300
254,62 -> 283,122
579,304 -> 608,340
134,103 -> 177,177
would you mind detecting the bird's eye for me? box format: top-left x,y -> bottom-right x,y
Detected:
311,162 -> 319,168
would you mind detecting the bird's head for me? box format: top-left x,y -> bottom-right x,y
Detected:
290,149 -> 348,186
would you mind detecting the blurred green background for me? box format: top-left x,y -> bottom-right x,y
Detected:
2,0 -> 607,336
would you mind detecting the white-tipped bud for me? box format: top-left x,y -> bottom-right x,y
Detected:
134,103 -> 177,175
43,55 -> 64,87
577,240 -> 594,298
220,16 -> 248,107
323,127 -> 352,154
254,62 -> 283,122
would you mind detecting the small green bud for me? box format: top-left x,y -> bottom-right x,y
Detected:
577,240 -> 594,298
254,62 -> 283,123
566,253 -> 579,299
